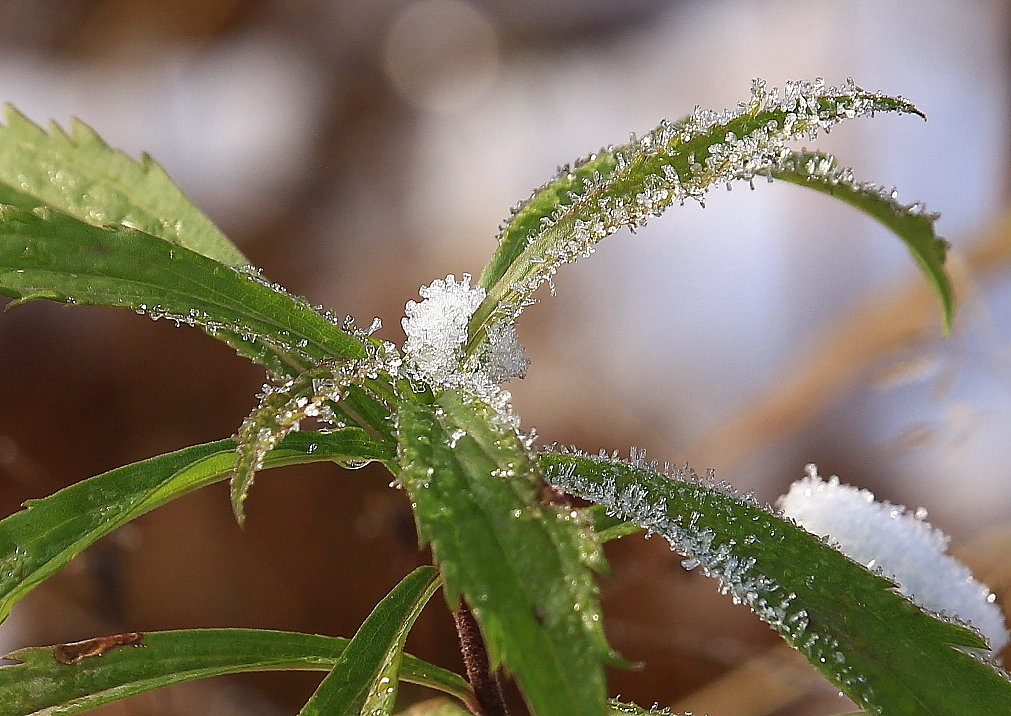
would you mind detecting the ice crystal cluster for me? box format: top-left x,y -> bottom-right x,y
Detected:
402,273 -> 527,390
779,466 -> 1009,654
606,699 -> 687,716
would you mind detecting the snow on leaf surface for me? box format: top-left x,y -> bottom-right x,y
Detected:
402,273 -> 526,405
403,274 -> 487,385
540,449 -> 1011,715
779,465 -> 1008,654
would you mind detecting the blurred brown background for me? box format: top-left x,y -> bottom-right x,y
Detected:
0,1 -> 1009,714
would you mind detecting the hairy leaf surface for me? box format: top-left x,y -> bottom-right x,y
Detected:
396,392 -> 609,716
0,429 -> 392,624
0,628 -> 469,715
541,451 -> 1011,716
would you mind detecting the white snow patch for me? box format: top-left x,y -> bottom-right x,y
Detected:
402,273 -> 526,390
402,273 -> 485,385
779,465 -> 1008,654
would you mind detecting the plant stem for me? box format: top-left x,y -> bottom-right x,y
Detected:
453,602 -> 509,716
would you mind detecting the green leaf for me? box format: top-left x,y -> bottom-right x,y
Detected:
540,451 -> 1011,716
0,105 -> 247,266
299,566 -> 442,716
469,79 -> 929,355
0,206 -> 366,374
0,205 -> 398,438
771,150 -> 953,332
396,391 -> 609,716
0,628 -> 470,715
587,504 -> 644,543
230,360 -> 381,524
0,429 -> 393,625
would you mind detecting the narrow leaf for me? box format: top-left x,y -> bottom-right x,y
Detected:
0,206 -> 365,373
0,628 -> 470,715
299,566 -> 441,716
396,391 -> 609,716
771,150 -> 953,331
0,429 -> 393,624
0,105 -> 247,266
0,205 -> 398,438
231,360 -> 380,524
397,700 -> 681,716
470,79 -> 930,354
540,451 -> 1011,716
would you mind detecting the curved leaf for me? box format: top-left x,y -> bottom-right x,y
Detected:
299,566 -> 442,716
231,360 -> 383,525
396,391 -> 609,716
0,205 -> 398,438
0,429 -> 393,624
540,450 -> 1011,716
0,628 -> 470,715
771,150 -> 953,332
0,105 -> 247,266
470,79 -> 931,354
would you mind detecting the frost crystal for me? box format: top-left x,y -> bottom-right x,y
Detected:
772,151 -> 941,222
494,78 -> 922,316
542,449 -> 1009,703
402,274 -> 485,385
402,274 -> 527,394
475,319 -> 528,384
779,466 -> 1009,654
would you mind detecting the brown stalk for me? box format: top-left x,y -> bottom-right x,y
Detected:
453,602 -> 509,716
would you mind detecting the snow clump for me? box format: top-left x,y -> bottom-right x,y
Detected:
402,274 -> 527,391
779,465 -> 1008,655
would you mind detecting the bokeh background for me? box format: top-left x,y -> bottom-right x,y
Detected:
0,1 -> 1009,714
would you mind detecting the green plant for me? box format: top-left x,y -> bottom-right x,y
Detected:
0,78 -> 1006,715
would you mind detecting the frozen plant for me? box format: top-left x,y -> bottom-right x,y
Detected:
402,273 -> 527,390
0,80 -> 1006,716
403,274 -> 488,387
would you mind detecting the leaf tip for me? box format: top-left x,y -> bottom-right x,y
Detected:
228,470 -> 251,527
0,651 -> 24,666
941,301 -> 955,337
1,104 -> 36,133
229,490 -> 248,528
46,119 -> 70,143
